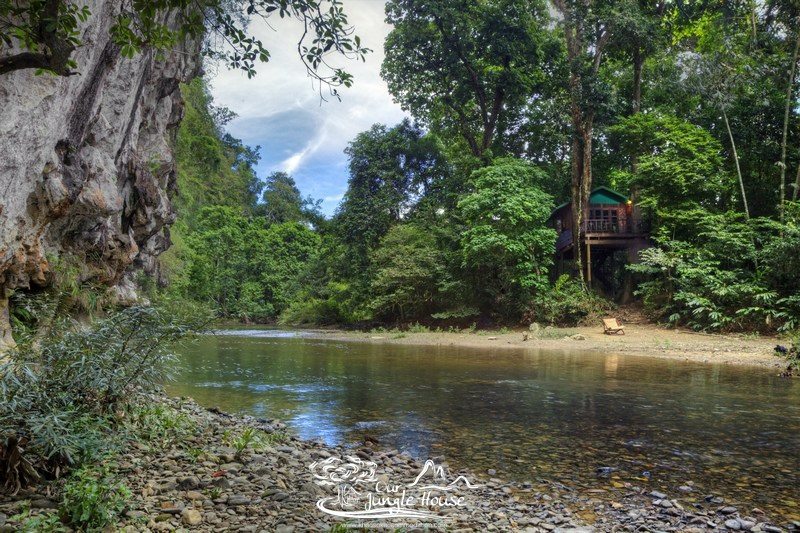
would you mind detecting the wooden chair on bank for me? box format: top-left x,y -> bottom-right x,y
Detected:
602,318 -> 625,335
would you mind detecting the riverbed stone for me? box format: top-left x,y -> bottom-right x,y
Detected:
181,508 -> 203,526
2,393 -> 782,533
227,494 -> 252,506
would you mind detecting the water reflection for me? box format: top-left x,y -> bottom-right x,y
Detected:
168,332 -> 800,521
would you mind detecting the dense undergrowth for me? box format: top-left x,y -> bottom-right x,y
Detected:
0,290 -> 213,531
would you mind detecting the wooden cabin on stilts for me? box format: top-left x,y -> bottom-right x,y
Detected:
549,187 -> 649,302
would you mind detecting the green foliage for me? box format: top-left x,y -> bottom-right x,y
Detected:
457,158 -> 556,317
173,79 -> 262,221
222,427 -> 288,459
125,402 -> 197,449
527,275 -> 611,327
259,171 -> 322,225
610,113 -> 731,212
279,282 -> 362,326
181,206 -> 320,321
382,0 -> 556,158
0,304 -> 204,492
0,0 -> 369,91
335,119 -> 449,273
10,508 -> 66,533
630,207 -> 800,332
368,224 -> 449,321
60,465 -> 131,532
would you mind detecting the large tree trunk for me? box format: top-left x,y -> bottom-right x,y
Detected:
780,27 -> 800,222
554,0 -> 608,288
569,129 -> 585,283
631,48 -> 643,173
620,50 -> 645,303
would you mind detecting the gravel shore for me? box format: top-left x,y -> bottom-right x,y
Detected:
2,396 -> 794,532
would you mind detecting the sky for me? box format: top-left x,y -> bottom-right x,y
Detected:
208,0 -> 407,216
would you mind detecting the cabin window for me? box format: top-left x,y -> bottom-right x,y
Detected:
588,207 -> 619,231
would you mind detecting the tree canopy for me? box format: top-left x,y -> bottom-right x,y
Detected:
0,0 -> 369,97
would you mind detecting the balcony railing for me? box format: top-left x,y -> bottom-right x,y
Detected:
583,218 -> 647,234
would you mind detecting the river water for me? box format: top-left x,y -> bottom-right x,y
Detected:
168,330 -> 800,522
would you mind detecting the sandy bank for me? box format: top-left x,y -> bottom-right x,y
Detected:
308,324 -> 786,370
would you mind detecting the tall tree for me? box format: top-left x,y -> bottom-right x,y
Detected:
334,120 -> 448,273
382,0 -> 554,160
261,172 -> 307,225
779,17 -> 800,209
608,0 -> 667,117
551,0 -> 615,282
457,158 -> 556,317
675,13 -> 759,219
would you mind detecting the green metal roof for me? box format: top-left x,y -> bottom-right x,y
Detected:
550,186 -> 629,217
589,186 -> 628,205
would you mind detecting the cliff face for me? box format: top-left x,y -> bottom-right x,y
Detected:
0,1 -> 201,347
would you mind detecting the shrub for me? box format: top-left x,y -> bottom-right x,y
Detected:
628,209 -> 800,332
9,509 -> 66,533
775,336 -> 799,375
0,304 -> 207,493
60,465 -> 131,531
279,282 -> 364,325
526,275 -> 611,327
125,402 -> 197,449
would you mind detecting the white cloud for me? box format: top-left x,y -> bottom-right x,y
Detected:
207,0 -> 407,214
210,1 -> 404,158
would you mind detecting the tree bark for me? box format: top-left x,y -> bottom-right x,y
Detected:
569,123 -> 585,283
554,0 -> 606,286
779,26 -> 800,222
793,159 -> 800,201
722,110 -> 749,219
630,47 -> 644,174
0,0 -> 75,76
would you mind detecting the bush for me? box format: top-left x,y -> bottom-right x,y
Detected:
125,402 -> 197,449
0,304 -> 207,493
628,209 -> 800,332
60,465 -> 131,531
775,336 -> 799,376
279,282 -> 364,325
526,275 -> 611,327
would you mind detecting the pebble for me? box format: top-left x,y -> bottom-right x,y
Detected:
227,494 -> 252,506
0,394 -> 787,532
181,508 -> 203,526
726,519 -> 743,530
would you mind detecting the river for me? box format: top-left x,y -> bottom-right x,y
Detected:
168,330 -> 800,522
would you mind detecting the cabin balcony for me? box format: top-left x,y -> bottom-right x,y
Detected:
555,218 -> 648,253
583,218 -> 646,235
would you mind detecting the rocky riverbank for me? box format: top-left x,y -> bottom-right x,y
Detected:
0,396 -> 794,532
